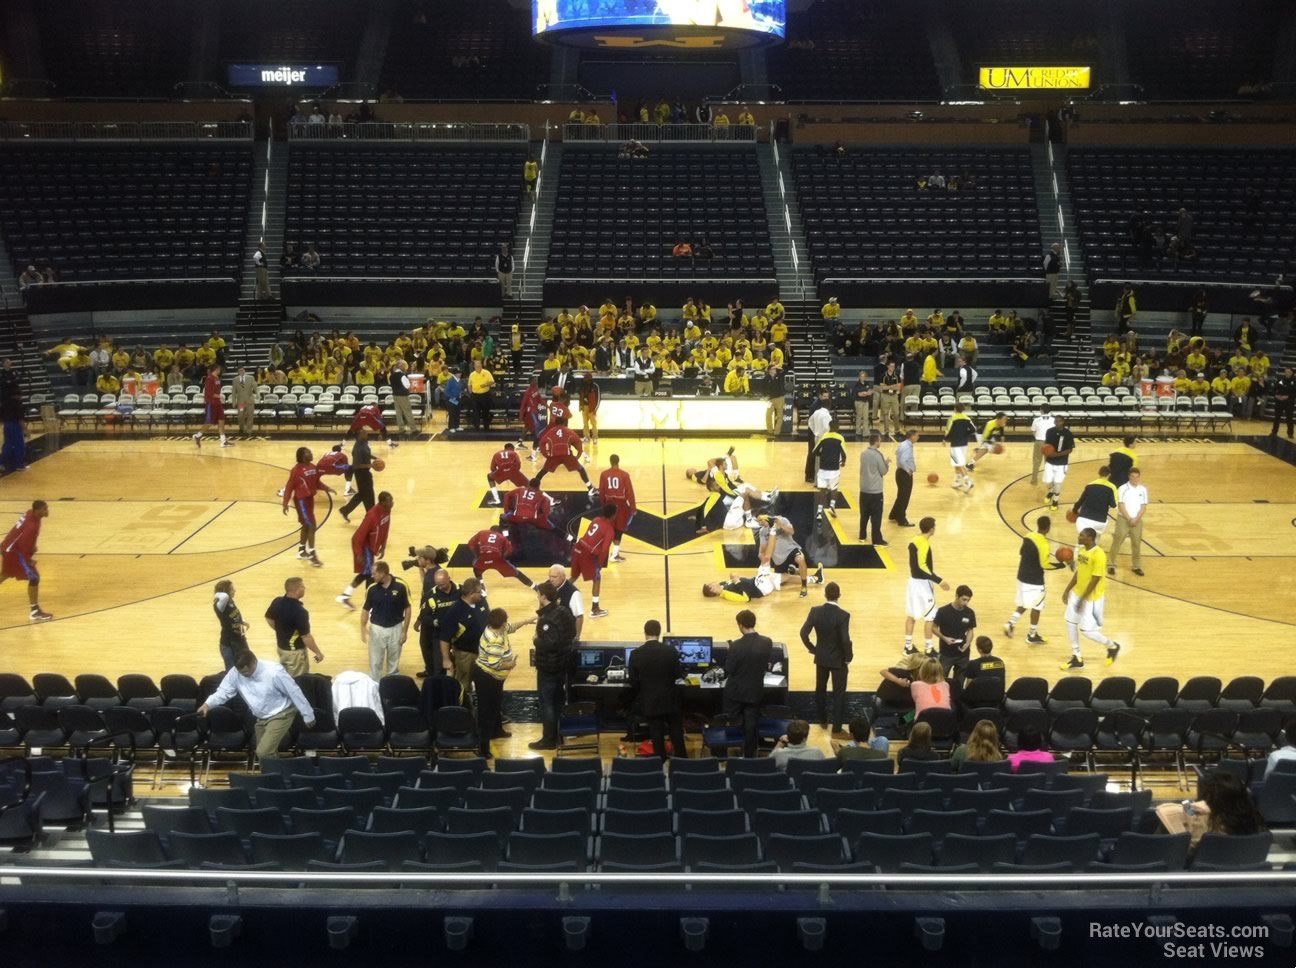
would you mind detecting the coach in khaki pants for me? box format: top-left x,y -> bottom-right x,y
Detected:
1109,468 -> 1148,576
264,577 -> 325,678
198,650 -> 316,762
361,561 -> 412,679
232,366 -> 257,435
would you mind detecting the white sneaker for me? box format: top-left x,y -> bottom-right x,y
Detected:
965,479 -> 975,491
276,488 -> 285,497
344,486 -> 355,496
582,453 -> 591,464
192,433 -> 202,448
336,595 -> 354,610
591,607 -> 609,618
296,548 -> 309,559
1003,622 -> 1014,638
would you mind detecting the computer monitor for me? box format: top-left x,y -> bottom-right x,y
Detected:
665,636 -> 713,667
577,649 -> 605,670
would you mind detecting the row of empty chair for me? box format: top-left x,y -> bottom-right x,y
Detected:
284,145 -> 527,277
549,148 -> 773,279
791,148 -> 1043,283
0,145 -> 252,283
1068,148 -> 1296,283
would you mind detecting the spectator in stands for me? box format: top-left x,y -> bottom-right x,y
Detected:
771,719 -> 826,770
1043,243 -> 1062,296
897,721 -> 940,769
39,266 -> 56,285
937,333 -> 958,369
95,371 -> 120,395
950,719 -> 1003,772
18,265 -> 42,295
1196,771 -> 1266,839
695,238 -> 714,259
300,244 -> 320,272
1265,723 -> 1296,778
920,350 -> 941,393
832,717 -> 889,766
164,363 -> 184,390
444,367 -> 463,433
253,245 -> 271,300
737,105 -> 755,126
880,658 -> 951,716
1116,283 -> 1137,334
585,106 -> 602,125
88,341 -> 111,378
495,243 -> 514,299
308,106 -> 326,125
630,348 -> 656,396
956,355 -> 978,394
1176,207 -> 1194,245
1007,728 -> 1056,772
523,156 -> 538,200
281,243 -> 298,271
672,239 -> 693,258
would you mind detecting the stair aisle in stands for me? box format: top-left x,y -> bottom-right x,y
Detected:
1032,143 -> 1095,386
758,141 -> 833,431
505,141 -> 561,377
0,222 -> 51,408
233,137 -> 289,370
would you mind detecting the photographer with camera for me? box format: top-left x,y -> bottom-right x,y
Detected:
406,545 -> 453,679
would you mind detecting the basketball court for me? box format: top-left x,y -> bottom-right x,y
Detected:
2,431 -> 1293,699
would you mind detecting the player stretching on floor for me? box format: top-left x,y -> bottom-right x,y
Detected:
347,403 -> 394,447
487,442 -> 530,506
531,425 -> 597,498
971,411 -> 1008,465
502,485 -> 559,536
338,491 -> 393,609
571,505 -> 616,617
904,516 -> 949,656
193,364 -> 229,448
1,500 -> 53,621
282,447 -> 334,567
1004,514 -> 1052,644
702,551 -> 825,602
469,525 -> 534,590
1060,527 -> 1121,671
1071,465 -> 1119,541
692,449 -> 779,533
598,454 -> 636,562
755,514 -> 822,598
944,402 -> 978,492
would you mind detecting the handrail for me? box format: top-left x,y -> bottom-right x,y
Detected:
822,276 -> 1044,284
4,866 -> 1294,887
282,275 -> 494,283
0,121 -> 253,141
1093,278 -> 1294,292
286,121 -> 530,143
31,277 -> 237,287
544,276 -> 778,285
562,122 -> 757,144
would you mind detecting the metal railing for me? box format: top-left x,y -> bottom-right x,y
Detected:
562,122 -> 758,144
1093,278 -> 1294,294
29,277 -> 237,288
0,120 -> 253,142
544,276 -> 777,286
286,121 -> 531,143
4,866 -> 1294,890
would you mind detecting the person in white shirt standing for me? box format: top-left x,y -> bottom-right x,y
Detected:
198,650 -> 316,762
1029,403 -> 1055,486
1108,467 -> 1148,577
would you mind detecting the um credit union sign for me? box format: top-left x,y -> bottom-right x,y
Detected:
978,66 -> 1092,90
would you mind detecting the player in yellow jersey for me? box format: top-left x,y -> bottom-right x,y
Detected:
904,517 -> 950,657
1060,528 -> 1121,670
1004,515 -> 1053,644
971,411 -> 1008,465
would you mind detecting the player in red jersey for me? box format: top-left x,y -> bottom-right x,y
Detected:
518,376 -> 547,459
577,373 -> 600,461
347,403 -> 392,446
282,446 -> 335,567
501,486 -> 557,533
1,500 -> 52,621
468,526 -> 534,590
337,491 -> 393,609
193,364 -> 228,448
487,442 -> 529,505
276,444 -> 352,500
531,425 -> 597,497
598,454 -> 636,563
571,504 -> 617,617
547,390 -> 572,429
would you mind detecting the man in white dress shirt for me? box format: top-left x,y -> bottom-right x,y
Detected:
1108,467 -> 1148,577
1029,403 -> 1056,486
198,650 -> 316,762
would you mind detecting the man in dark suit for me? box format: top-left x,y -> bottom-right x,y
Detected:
628,619 -> 687,759
723,609 -> 774,757
799,581 -> 853,736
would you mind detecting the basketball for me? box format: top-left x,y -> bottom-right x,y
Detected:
1065,510 -> 1078,523
1056,546 -> 1074,563
926,473 -> 939,485
992,443 -> 1004,455
1041,444 -> 1057,458
372,458 -> 386,472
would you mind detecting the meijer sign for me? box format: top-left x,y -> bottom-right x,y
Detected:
227,64 -> 339,88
